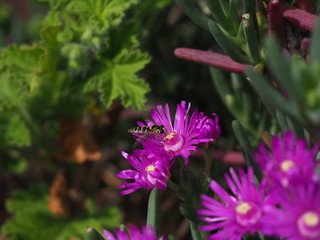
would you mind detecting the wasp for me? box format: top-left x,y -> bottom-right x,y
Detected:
128,125 -> 166,145
128,125 -> 166,134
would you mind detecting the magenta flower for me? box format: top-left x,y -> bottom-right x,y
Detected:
261,182 -> 320,240
116,150 -> 173,195
103,225 -> 157,240
137,101 -> 220,164
197,167 -> 272,240
196,113 -> 221,144
255,131 -> 319,188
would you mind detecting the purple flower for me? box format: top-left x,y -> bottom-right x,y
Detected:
116,150 -> 173,195
137,101 -> 220,164
255,131 -> 319,188
261,182 -> 320,240
196,113 -> 221,144
197,167 -> 272,240
102,225 -> 157,240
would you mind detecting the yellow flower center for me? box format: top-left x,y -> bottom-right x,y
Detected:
297,210 -> 320,238
280,160 -> 294,172
164,132 -> 175,140
236,202 -> 251,214
235,201 -> 262,227
146,165 -> 155,172
302,212 -> 319,227
163,131 -> 184,153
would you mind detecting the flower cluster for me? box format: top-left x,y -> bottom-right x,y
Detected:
255,131 -> 319,188
198,131 -> 320,240
117,101 -> 221,195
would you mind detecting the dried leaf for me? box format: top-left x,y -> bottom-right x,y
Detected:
48,173 -> 71,218
53,118 -> 102,163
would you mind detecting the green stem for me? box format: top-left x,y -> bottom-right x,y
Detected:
190,221 -> 206,240
179,157 -> 190,176
147,188 -> 161,236
167,179 -> 179,195
204,148 -> 212,176
232,120 -> 261,177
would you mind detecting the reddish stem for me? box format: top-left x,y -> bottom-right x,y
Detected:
268,0 -> 285,45
174,48 -> 252,74
282,2 -> 319,31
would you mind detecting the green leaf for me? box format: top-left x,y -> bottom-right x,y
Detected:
265,38 -> 303,102
49,0 -> 70,10
0,44 -> 44,93
29,0 -> 50,7
229,0 -> 240,32
31,0 -> 68,9
107,22 -> 140,57
242,0 -> 259,41
190,221 -> 206,240
0,3 -> 10,23
86,49 -> 150,110
38,0 -> 151,111
5,184 -> 47,214
245,67 -> 304,124
39,25 -> 66,74
86,227 -> 106,240
41,11 -> 61,28
147,188 -> 161,235
175,0 -> 211,31
179,170 -> 210,223
310,19 -> 320,64
0,71 -> 24,110
2,184 -> 122,240
0,154 -> 28,174
275,110 -> 304,137
205,0 -> 230,31
167,235 -> 178,240
4,115 -> 31,147
230,73 -> 255,126
232,120 -> 260,176
218,0 -> 230,19
27,72 -> 87,129
210,67 -> 239,117
66,0 -> 138,31
242,13 -> 261,63
275,110 -> 291,131
208,20 -> 250,63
